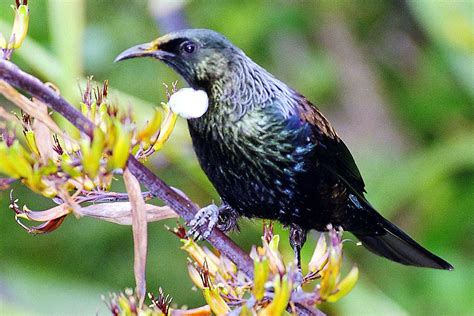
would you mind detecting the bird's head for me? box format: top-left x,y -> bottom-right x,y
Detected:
115,29 -> 240,89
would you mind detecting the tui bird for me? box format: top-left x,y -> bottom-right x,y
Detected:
116,29 -> 453,270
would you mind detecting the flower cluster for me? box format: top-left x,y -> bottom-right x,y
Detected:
104,224 -> 359,316
173,223 -> 359,315
0,79 -> 179,233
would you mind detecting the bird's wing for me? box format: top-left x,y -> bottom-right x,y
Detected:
296,97 -> 367,196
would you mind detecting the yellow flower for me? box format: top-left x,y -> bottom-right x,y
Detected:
259,275 -> 291,316
152,103 -> 177,152
109,120 -> 132,170
81,127 -> 105,178
253,258 -> 270,301
6,4 -> 30,49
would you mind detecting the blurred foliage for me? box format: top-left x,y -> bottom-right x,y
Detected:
0,0 -> 473,315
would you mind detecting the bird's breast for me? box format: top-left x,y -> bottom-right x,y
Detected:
187,104 -> 318,223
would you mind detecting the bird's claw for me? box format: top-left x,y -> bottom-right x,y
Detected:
187,204 -> 220,240
294,268 -> 304,288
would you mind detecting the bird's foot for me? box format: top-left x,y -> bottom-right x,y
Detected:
293,268 -> 304,289
216,204 -> 239,233
289,224 -> 307,288
187,204 -> 220,240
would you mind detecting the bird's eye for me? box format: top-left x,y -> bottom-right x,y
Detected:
182,41 -> 197,54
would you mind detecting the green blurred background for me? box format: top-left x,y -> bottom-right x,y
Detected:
0,0 -> 473,315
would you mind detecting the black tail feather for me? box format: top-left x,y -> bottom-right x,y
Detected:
353,218 -> 453,270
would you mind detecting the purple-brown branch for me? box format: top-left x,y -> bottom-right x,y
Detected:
0,59 -> 254,278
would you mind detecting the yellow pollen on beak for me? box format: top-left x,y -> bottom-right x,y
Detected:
142,40 -> 159,53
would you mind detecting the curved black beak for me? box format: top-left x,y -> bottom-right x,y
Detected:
114,41 -> 174,63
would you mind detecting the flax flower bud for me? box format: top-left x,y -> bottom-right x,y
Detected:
8,4 -> 30,49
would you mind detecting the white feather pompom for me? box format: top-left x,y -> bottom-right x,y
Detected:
168,88 -> 209,119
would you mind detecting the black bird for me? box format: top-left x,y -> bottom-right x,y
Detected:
116,29 -> 453,270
